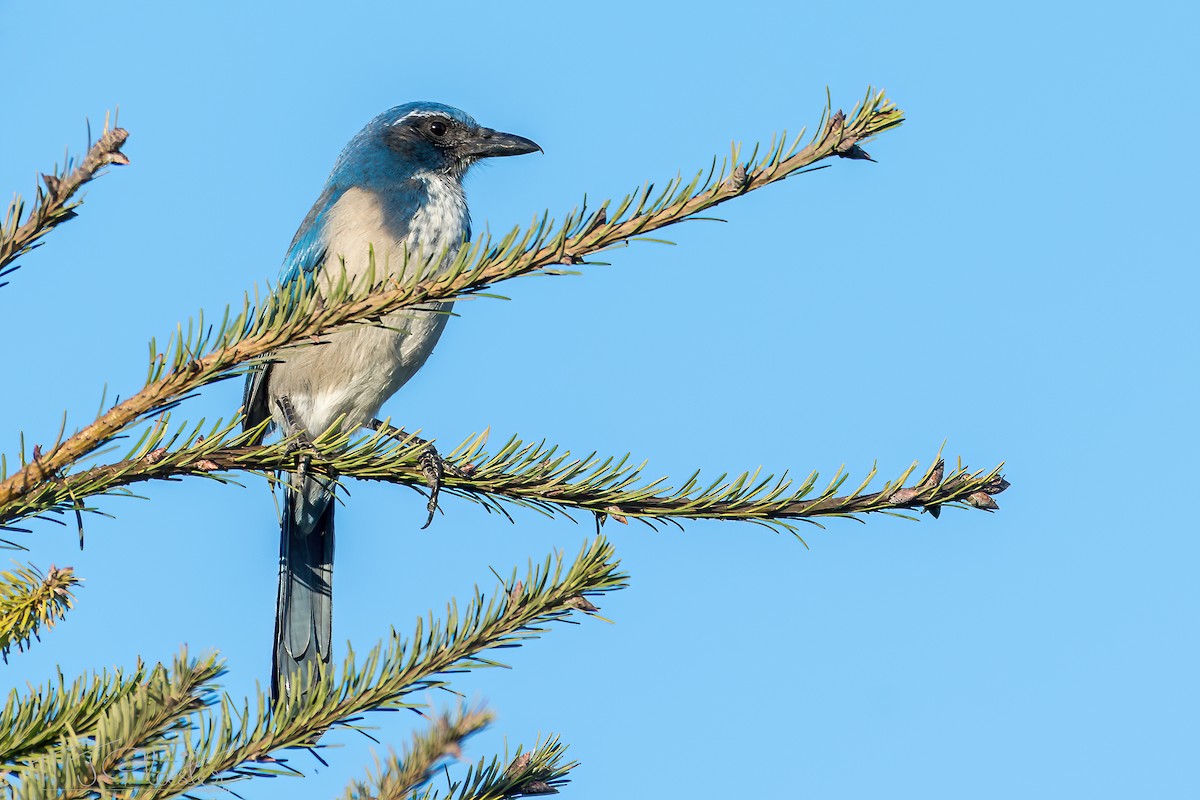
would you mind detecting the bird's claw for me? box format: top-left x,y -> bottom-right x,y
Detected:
418,446 -> 443,529
368,419 -> 464,528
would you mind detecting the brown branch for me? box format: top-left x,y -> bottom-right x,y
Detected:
8,427 -> 1008,532
0,92 -> 902,512
0,125 -> 130,276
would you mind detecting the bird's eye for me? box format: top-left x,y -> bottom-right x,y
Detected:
428,120 -> 448,138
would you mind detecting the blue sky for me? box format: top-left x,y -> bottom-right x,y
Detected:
2,1 -> 1197,797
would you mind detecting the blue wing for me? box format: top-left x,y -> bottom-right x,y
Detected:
277,184 -> 346,288
243,184 -> 346,436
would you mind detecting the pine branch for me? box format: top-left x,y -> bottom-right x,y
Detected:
1,662 -> 149,779
408,737 -> 575,800
0,563 -> 79,658
2,411 -> 1009,535
9,651 -> 223,800
120,538 -> 622,799
0,117 -> 130,286
343,706 -> 493,800
0,89 -> 904,513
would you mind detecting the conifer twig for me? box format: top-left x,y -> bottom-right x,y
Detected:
3,417 -> 1008,535
0,563 -> 79,658
1,661 -> 148,779
406,736 -> 574,800
343,706 -> 493,800
8,652 -> 222,800
0,120 -> 129,282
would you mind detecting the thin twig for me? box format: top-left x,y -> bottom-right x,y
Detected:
0,124 -> 130,276
7,428 -> 1007,534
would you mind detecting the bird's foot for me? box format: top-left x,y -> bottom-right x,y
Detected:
417,447 -> 444,530
368,419 -> 472,529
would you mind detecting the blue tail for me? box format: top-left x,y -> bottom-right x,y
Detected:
272,475 -> 335,700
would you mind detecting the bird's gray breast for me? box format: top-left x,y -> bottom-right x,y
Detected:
268,176 -> 469,436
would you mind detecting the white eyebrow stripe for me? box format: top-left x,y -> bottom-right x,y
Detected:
390,110 -> 448,126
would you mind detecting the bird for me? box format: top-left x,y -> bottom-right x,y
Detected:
242,102 -> 540,700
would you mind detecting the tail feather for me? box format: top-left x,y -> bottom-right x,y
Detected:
272,475 -> 335,700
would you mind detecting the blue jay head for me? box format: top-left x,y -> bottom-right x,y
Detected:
336,102 -> 540,183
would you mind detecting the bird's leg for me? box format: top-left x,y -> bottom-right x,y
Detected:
276,396 -> 315,479
367,419 -> 471,529
366,420 -> 473,478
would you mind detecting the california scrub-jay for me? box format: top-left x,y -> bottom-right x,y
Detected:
242,102 -> 540,699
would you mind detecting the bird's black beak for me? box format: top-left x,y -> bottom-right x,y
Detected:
463,127 -> 542,159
